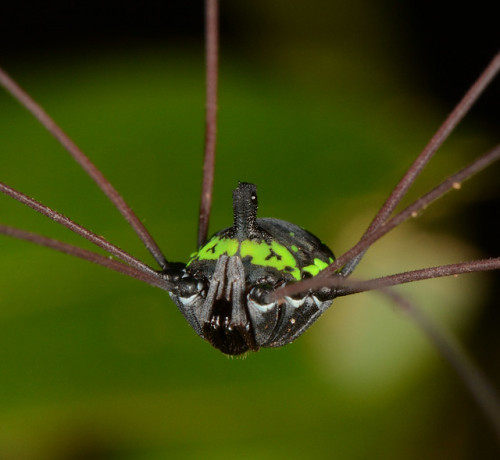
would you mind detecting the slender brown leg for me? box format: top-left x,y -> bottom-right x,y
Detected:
197,0 -> 219,248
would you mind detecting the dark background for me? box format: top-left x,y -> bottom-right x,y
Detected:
1,1 -> 498,123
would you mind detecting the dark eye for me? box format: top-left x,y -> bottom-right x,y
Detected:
176,278 -> 207,297
249,285 -> 272,304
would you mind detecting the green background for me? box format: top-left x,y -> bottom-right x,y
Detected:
0,1 -> 498,458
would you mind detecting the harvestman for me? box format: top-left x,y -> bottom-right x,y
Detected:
0,0 -> 499,440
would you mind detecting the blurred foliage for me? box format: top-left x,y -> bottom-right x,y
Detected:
0,1 -> 498,459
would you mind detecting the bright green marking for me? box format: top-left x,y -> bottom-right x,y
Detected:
240,240 -> 301,281
303,257 -> 330,277
314,258 -> 329,270
289,232 -> 295,237
187,251 -> 199,266
188,236 -> 238,265
329,257 -> 334,264
291,245 -> 298,252
302,265 -> 320,276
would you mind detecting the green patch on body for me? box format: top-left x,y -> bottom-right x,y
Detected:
302,258 -> 330,277
189,236 -> 333,281
189,236 -> 301,280
240,240 -> 301,280
187,236 -> 239,265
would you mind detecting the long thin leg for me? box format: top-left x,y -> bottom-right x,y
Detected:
383,289 -> 500,442
197,0 -> 219,248
337,259 -> 500,296
328,143 -> 500,277
0,182 -> 157,276
0,224 -> 173,291
272,143 -> 500,299
341,52 -> 500,276
272,251 -> 500,436
0,68 -> 168,269
287,258 -> 500,297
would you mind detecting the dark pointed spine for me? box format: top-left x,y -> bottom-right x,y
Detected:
232,182 -> 258,239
